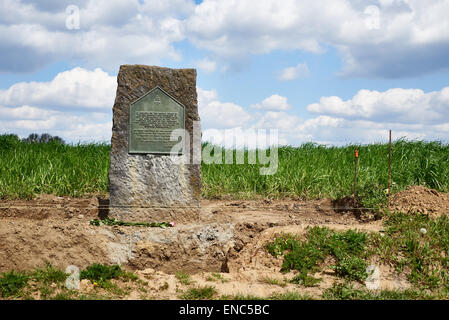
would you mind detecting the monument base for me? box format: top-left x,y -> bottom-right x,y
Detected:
109,207 -> 200,224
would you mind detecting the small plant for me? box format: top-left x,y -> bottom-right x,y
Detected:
206,273 -> 228,283
0,270 -> 29,298
372,212 -> 449,290
80,264 -> 125,289
180,286 -> 217,300
175,272 -> 191,285
32,264 -> 67,284
322,282 -> 435,300
259,277 -> 287,287
51,292 -> 75,300
121,271 -> 139,282
221,294 -> 266,300
266,227 -> 371,286
331,256 -> 368,281
290,274 -> 322,287
99,281 -> 128,296
270,291 -> 313,300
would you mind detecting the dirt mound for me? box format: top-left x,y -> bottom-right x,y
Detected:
389,186 -> 449,217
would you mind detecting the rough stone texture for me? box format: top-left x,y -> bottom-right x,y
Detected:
109,65 -> 201,222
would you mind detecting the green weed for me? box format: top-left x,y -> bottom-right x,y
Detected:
270,291 -> 314,300
372,212 -> 449,290
79,263 -> 134,291
322,282 -> 435,300
180,286 -> 217,300
259,277 -> 287,287
175,272 -> 192,285
32,264 -> 67,284
0,270 -> 29,298
267,227 -> 371,285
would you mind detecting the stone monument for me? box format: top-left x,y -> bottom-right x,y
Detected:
109,65 -> 201,222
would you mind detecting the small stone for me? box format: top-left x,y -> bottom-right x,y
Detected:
78,214 -> 84,219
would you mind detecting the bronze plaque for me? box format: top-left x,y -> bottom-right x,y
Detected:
129,87 -> 185,154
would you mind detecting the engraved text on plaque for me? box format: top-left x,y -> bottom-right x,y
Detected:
129,87 -> 185,154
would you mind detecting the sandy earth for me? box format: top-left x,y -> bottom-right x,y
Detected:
0,187 -> 447,299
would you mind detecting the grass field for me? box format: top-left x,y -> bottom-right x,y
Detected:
1,133 -> 449,207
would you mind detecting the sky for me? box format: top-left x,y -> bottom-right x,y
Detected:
0,0 -> 449,146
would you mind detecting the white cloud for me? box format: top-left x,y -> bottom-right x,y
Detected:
0,67 -> 116,109
2,0 -> 449,78
277,63 -> 309,81
186,0 -> 449,78
194,57 -> 217,73
198,87 -> 253,128
0,105 -> 112,142
2,65 -> 449,146
200,85 -> 449,146
251,94 -> 291,111
307,87 -> 449,125
0,66 -> 115,142
0,0 -> 194,72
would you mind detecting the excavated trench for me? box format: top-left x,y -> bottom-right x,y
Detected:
0,195 -> 376,274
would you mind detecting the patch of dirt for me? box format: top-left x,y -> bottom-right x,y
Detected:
0,196 -> 370,273
0,193 -> 420,299
389,186 -> 449,217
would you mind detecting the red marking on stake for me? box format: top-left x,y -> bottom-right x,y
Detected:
355,150 -> 359,158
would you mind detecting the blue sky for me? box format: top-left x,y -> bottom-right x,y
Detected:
1,0 -> 449,146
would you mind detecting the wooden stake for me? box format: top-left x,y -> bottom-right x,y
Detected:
388,130 -> 392,204
354,149 -> 359,204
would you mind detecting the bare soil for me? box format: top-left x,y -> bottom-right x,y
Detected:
0,186 -> 447,299
389,185 -> 449,217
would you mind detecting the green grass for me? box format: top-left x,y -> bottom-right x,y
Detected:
80,264 -> 123,282
220,294 -> 267,300
322,282 -> 435,300
270,291 -> 314,300
371,212 -> 449,291
266,227 -> 372,286
266,212 -> 449,298
180,286 -> 217,300
0,264 -> 143,300
0,134 -> 109,199
221,291 -> 313,300
0,270 -> 29,298
175,272 -> 192,285
31,264 -> 67,284
2,134 -> 449,207
202,140 -> 449,208
259,277 -> 287,287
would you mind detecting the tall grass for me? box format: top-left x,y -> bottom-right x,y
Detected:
1,134 -> 448,206
0,134 -> 109,199
202,141 -> 449,207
